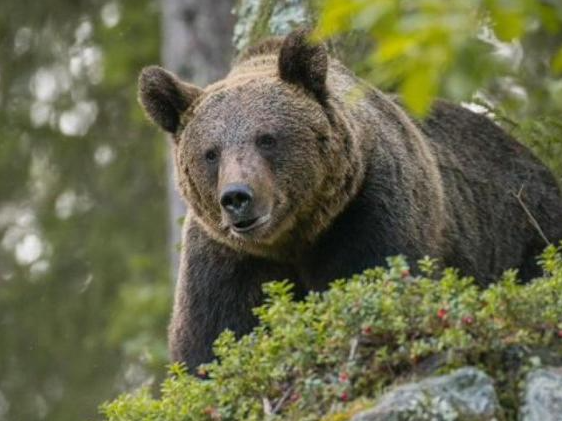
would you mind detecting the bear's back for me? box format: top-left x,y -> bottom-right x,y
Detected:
418,101 -> 562,281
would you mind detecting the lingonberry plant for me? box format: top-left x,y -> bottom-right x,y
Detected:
101,245 -> 562,421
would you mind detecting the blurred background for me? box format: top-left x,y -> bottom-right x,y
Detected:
1,0 -> 561,420
0,0 -> 169,420
0,0 -> 235,419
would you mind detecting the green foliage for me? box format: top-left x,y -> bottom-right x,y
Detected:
317,0 -> 562,117
493,108 -> 562,177
101,245 -> 562,421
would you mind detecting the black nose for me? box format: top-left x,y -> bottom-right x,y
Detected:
220,184 -> 254,215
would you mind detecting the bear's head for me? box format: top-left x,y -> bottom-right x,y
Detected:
138,29 -> 363,259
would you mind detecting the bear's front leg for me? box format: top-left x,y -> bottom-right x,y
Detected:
169,219 -> 297,370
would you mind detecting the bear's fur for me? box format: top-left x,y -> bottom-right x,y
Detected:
138,29 -> 562,369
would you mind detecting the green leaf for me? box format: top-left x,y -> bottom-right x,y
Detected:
490,8 -> 525,41
401,66 -> 437,116
376,36 -> 416,62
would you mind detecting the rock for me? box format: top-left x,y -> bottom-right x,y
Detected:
521,367 -> 562,421
351,367 -> 501,421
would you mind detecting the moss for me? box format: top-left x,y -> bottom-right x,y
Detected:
246,0 -> 276,47
320,399 -> 371,421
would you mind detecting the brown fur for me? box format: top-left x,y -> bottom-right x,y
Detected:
138,29 -> 562,370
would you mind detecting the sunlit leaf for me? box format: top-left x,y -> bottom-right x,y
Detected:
490,8 -> 525,41
317,0 -> 362,37
376,35 -> 416,62
400,65 -> 437,116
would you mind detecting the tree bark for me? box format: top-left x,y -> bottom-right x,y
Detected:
232,0 -> 371,65
161,0 -> 235,282
233,0 -> 313,53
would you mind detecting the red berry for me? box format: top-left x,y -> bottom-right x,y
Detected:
289,392 -> 300,403
462,316 -> 475,325
437,308 -> 448,320
203,406 -> 219,419
362,326 -> 373,335
557,330 -> 562,338
339,372 -> 349,382
340,391 -> 349,402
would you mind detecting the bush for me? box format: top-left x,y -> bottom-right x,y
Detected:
101,245 -> 562,421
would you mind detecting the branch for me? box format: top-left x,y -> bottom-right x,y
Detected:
513,186 -> 551,246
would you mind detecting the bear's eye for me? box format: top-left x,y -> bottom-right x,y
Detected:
204,149 -> 219,164
256,134 -> 277,150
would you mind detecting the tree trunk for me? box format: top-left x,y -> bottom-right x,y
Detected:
233,0 -> 314,53
232,0 -> 371,65
161,0 -> 235,282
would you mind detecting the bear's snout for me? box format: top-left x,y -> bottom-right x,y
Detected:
220,183 -> 254,216
219,182 -> 271,234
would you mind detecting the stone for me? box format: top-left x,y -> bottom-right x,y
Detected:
351,367 -> 501,421
521,367 -> 562,421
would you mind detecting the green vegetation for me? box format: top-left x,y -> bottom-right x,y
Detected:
101,245 -> 562,421
318,0 -> 562,116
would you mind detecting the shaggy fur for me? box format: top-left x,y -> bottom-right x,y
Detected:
138,29 -> 562,370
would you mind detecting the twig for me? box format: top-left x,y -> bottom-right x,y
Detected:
271,386 -> 293,415
262,397 -> 273,416
348,336 -> 359,362
513,186 -> 551,246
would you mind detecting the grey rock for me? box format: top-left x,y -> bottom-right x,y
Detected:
352,367 -> 501,421
521,367 -> 562,421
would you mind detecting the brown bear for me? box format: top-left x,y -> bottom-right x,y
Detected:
138,29 -> 562,370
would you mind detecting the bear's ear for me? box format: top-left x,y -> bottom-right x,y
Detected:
278,28 -> 328,101
138,66 -> 203,134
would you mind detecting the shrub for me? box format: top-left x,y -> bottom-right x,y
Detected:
101,245 -> 562,421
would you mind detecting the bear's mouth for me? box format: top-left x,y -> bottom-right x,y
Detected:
231,215 -> 270,234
